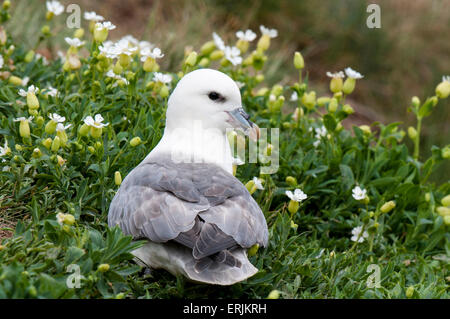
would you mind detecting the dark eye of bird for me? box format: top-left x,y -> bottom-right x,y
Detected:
208,91 -> 221,101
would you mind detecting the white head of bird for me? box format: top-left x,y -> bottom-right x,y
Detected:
149,68 -> 259,173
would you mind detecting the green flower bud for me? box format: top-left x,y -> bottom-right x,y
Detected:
294,51 -> 304,69
317,97 -> 330,107
444,215 -> 450,226
24,50 -> 35,63
256,74 -> 264,83
328,98 -> 338,113
143,57 -> 156,72
185,51 -> 198,67
93,27 -> 108,43
57,155 -> 65,166
425,192 -> 431,202
442,145 -> 450,159
406,286 -> 414,298
130,136 -> 142,147
74,28 -> 84,39
97,263 -> 110,273
286,176 -> 297,187
87,146 -> 95,154
35,116 -> 44,127
63,214 -> 75,226
119,53 -> 130,68
288,200 -> 299,215
267,290 -> 280,299
42,138 -> 52,149
3,1 -> 11,10
51,136 -> 60,152
15,144 -> 22,151
45,120 -> 57,134
8,76 -> 23,86
301,91 -> 316,110
407,126 -> 417,140
342,77 -> 356,94
94,141 -> 102,150
56,130 -> 68,147
19,120 -> 31,138
78,123 -> 90,137
441,194 -> 450,207
343,104 -> 354,114
435,81 -> 450,99
114,171 -> 122,186
209,50 -> 224,61
359,125 -> 371,135
113,61 -> 123,75
198,57 -> 210,68
27,92 -> 39,110
32,148 -> 42,158
257,34 -> 270,51
159,85 -> 169,98
247,244 -> 259,257
330,77 -> 343,93
380,201 -> 396,213
236,39 -> 249,54
90,126 -> 102,139
271,84 -> 283,97
411,96 -> 420,108
41,25 -> 51,36
290,220 -> 298,231
436,206 -> 450,217
200,41 -> 215,55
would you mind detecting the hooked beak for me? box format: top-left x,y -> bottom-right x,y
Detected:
226,108 -> 260,141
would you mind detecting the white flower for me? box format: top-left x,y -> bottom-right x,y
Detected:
65,37 -> 85,48
153,72 -> 172,84
45,86 -> 59,97
352,186 -> 367,200
18,85 -> 39,97
212,32 -> 225,51
84,11 -> 104,22
13,116 -> 34,122
313,140 -> 320,148
326,71 -> 345,78
95,21 -> 116,31
106,70 -> 129,85
138,40 -> 153,52
56,212 -> 65,226
351,226 -> 368,243
46,1 -> 64,15
290,91 -> 298,101
259,25 -> 278,38
48,113 -> 65,123
21,76 -> 30,86
252,177 -> 264,190
114,39 -> 138,56
224,46 -> 242,66
235,81 -> 245,89
285,189 -> 307,202
0,55 -> 3,69
345,67 -> 364,79
442,75 -> 450,83
232,157 -> 244,166
56,51 -> 66,63
314,126 -> 327,139
99,41 -> 117,59
236,29 -> 257,42
120,35 -> 139,46
0,140 -> 9,157
140,47 -> 164,61
56,123 -> 72,132
83,114 -> 109,128
35,53 -> 49,65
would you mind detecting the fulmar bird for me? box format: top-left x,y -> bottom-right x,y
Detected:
108,68 -> 268,285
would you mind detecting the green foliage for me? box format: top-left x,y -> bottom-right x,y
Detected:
0,2 -> 449,299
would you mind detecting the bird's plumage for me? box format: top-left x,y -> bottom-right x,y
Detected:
108,69 -> 268,285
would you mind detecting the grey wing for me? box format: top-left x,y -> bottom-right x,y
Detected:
109,156 -> 268,254
108,162 -> 210,242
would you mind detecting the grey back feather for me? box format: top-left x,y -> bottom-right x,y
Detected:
108,154 -> 268,248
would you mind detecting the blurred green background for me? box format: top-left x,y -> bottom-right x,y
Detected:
5,0 -> 449,182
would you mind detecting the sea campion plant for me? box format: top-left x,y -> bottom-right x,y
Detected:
0,1 -> 448,299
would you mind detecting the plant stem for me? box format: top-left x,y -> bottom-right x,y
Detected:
413,117 -> 422,159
